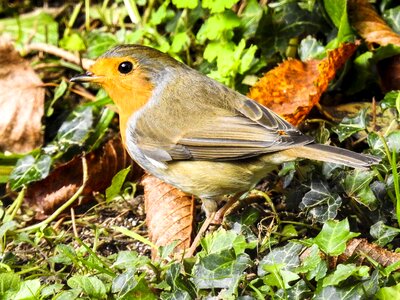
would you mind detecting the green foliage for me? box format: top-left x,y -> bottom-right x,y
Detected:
313,219 -> 359,256
2,0 -> 400,298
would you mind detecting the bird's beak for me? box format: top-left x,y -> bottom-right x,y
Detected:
70,71 -> 103,83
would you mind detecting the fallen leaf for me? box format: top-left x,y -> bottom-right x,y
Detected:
248,42 -> 359,125
0,38 -> 44,153
142,174 -> 194,259
25,137 -> 138,219
338,238 -> 400,269
348,0 -> 400,91
348,0 -> 400,47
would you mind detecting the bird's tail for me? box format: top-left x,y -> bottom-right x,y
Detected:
281,144 -> 380,169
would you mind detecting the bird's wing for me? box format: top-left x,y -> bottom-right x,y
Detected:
135,98 -> 313,162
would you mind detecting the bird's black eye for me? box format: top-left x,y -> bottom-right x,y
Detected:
118,61 -> 133,74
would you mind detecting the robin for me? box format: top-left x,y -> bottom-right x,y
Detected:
71,45 -> 379,248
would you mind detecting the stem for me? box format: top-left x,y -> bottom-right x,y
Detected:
19,157 -> 88,232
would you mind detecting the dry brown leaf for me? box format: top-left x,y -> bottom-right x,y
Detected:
142,174 -> 194,259
348,0 -> 400,47
338,238 -> 400,269
248,42 -> 358,125
25,137 -> 137,219
0,38 -> 44,153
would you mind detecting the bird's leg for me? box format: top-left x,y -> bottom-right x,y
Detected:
185,195 -> 243,257
213,194 -> 241,224
185,198 -> 217,258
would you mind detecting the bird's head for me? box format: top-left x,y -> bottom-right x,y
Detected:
71,44 -> 182,113
71,45 -> 182,142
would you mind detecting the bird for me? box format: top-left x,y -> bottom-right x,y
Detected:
71,44 -> 379,252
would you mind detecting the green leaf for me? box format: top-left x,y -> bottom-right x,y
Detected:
14,279 -> 41,300
0,11 -> 58,45
192,250 -> 251,291
0,221 -> 17,240
380,90 -> 400,116
40,284 -> 64,298
165,263 -> 196,298
202,0 -> 239,13
332,109 -> 367,142
86,30 -> 119,59
150,1 -> 171,25
323,0 -> 353,44
263,265 -> 300,289
368,131 -> 400,155
376,282 -> 400,299
298,36 -> 326,60
105,166 -> 131,201
52,289 -> 81,300
276,280 -> 311,299
294,244 -> 322,279
9,155 -> 52,191
322,264 -> 369,287
343,170 -> 378,210
112,251 -> 150,270
200,228 -> 254,256
67,275 -> 107,299
0,272 -> 20,295
258,242 -> 303,277
55,106 -> 94,152
383,5 -> 400,34
170,31 -> 189,53
197,11 -> 240,42
239,0 -> 264,39
239,44 -> 257,74
299,179 -> 342,222
111,269 -> 138,296
47,80 -> 68,117
172,0 -> 198,9
59,32 -> 86,52
313,219 -> 359,256
370,221 -> 400,246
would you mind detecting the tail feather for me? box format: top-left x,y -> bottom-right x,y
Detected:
281,144 -> 380,169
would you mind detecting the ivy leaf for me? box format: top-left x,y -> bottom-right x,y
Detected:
67,275 -> 107,299
380,90 -> 400,116
298,36 -> 326,60
300,179 -> 342,222
262,265 -> 300,289
258,242 -> 303,277
9,154 -> 52,191
313,219 -> 359,256
322,264 -> 369,287
0,272 -> 20,296
202,0 -> 239,14
294,244 -> 322,278
343,170 -> 378,210
332,109 -> 367,142
200,228 -> 254,256
55,106 -> 94,152
192,250 -> 251,290
383,6 -> 400,34
275,280 -> 311,299
14,279 -> 41,300
370,221 -> 400,246
165,263 -> 196,298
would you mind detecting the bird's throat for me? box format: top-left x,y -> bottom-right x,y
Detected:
104,77 -> 153,145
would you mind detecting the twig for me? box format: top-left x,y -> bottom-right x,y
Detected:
23,43 -> 94,70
